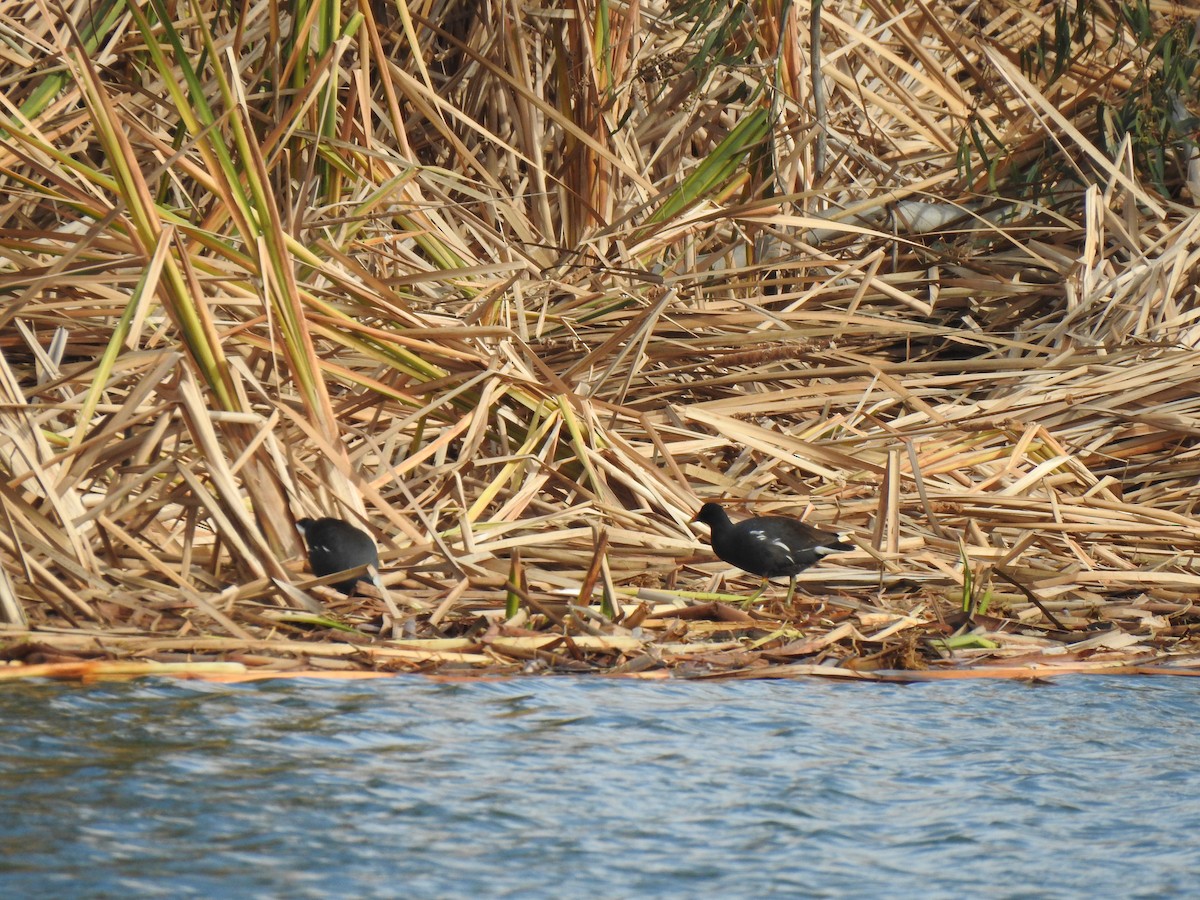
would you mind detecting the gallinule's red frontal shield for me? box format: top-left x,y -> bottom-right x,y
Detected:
695,502 -> 853,603
296,517 -> 380,596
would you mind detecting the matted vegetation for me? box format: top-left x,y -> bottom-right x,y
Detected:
3,0 -> 1200,683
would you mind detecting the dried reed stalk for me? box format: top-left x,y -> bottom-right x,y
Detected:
2,1 -> 1200,680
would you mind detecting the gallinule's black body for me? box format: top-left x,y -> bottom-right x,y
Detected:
296,517 -> 380,595
695,502 -> 853,602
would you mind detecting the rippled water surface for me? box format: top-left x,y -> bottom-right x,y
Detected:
1,674 -> 1197,898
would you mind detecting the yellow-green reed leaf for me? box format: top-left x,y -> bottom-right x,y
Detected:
977,586 -> 993,617
14,0 -> 125,126
593,0 -> 612,92
747,627 -> 806,649
67,40 -> 236,411
341,11 -> 364,40
467,409 -> 562,521
558,397 -> 604,496
392,0 -> 438,93
69,226 -> 175,450
933,634 -> 999,651
184,7 -> 275,235
179,0 -> 344,437
505,549 -> 523,619
394,215 -> 469,271
318,0 -> 339,54
313,0 -> 350,197
306,317 -> 449,383
130,0 -> 241,192
599,567 -> 615,619
646,107 -> 770,226
959,538 -> 973,611
271,611 -> 360,633
574,295 -> 640,326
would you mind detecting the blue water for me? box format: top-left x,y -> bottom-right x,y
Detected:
0,675 -> 1196,898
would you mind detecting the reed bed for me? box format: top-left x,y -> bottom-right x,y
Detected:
3,0 -> 1200,682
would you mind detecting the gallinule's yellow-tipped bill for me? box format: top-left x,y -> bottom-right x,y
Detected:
695,502 -> 853,603
296,517 -> 380,596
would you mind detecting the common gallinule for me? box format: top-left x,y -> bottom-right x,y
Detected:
695,502 -> 853,603
296,517 -> 380,596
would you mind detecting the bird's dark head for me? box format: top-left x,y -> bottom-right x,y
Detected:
296,517 -> 315,535
694,503 -> 730,528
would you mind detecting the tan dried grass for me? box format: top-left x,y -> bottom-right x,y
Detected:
2,0 -> 1200,682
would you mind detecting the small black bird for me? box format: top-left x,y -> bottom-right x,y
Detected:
695,502 -> 853,603
296,517 -> 380,596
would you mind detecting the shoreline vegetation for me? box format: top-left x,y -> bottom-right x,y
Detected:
5,0 -> 1200,684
